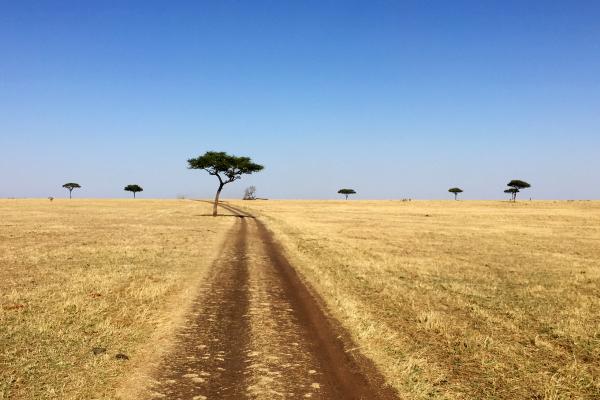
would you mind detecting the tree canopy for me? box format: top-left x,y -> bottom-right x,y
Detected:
448,187 -> 463,200
507,180 -> 531,190
63,182 -> 81,190
338,188 -> 356,199
124,184 -> 143,198
188,151 -> 264,183
188,151 -> 264,216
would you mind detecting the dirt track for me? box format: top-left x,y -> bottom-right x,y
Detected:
148,203 -> 397,399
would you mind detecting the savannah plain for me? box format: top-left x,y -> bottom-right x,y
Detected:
1,199 -> 599,399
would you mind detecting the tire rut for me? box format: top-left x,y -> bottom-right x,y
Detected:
150,218 -> 251,399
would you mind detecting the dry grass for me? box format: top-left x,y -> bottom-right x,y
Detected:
0,199 -> 233,400
231,200 -> 600,399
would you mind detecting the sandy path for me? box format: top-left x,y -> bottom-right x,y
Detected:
148,204 -> 397,399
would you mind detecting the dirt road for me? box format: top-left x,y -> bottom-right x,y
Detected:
148,203 -> 397,399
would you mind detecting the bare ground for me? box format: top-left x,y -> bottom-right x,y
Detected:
146,204 -> 397,399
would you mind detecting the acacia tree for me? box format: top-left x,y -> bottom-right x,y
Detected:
188,151 -> 264,216
62,182 -> 81,199
504,188 -> 519,201
506,180 -> 530,201
448,187 -> 463,200
338,188 -> 356,200
124,184 -> 143,198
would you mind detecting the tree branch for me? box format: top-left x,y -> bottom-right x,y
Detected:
204,168 -> 224,184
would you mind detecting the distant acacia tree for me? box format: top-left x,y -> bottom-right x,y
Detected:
448,187 -> 463,200
504,188 -> 519,201
337,188 -> 356,200
124,184 -> 143,198
243,186 -> 257,200
506,180 -> 530,201
188,151 -> 264,216
62,183 -> 81,199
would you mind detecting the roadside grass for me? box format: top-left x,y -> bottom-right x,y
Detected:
232,200 -> 600,399
0,199 -> 233,400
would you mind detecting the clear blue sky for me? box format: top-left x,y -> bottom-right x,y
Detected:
1,1 -> 598,199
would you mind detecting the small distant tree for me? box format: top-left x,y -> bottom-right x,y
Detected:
338,188 -> 356,200
124,184 -> 143,198
504,188 -> 519,201
62,183 -> 81,199
243,186 -> 256,200
506,180 -> 530,201
448,187 -> 463,200
188,151 -> 264,216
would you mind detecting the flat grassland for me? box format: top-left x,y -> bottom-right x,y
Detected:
2,199 -> 599,399
0,200 -> 234,399
232,200 -> 600,399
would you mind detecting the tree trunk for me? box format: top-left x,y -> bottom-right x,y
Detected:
69,189 -> 72,199
213,184 -> 224,217
345,194 -> 348,200
454,193 -> 457,200
133,192 -> 136,199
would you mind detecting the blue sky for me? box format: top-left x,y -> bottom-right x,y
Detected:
1,1 -> 599,199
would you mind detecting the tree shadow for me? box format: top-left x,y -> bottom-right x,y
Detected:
194,214 -> 254,219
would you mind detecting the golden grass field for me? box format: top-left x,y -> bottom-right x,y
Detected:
231,199 -> 600,399
0,199 -> 234,399
2,199 -> 599,399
